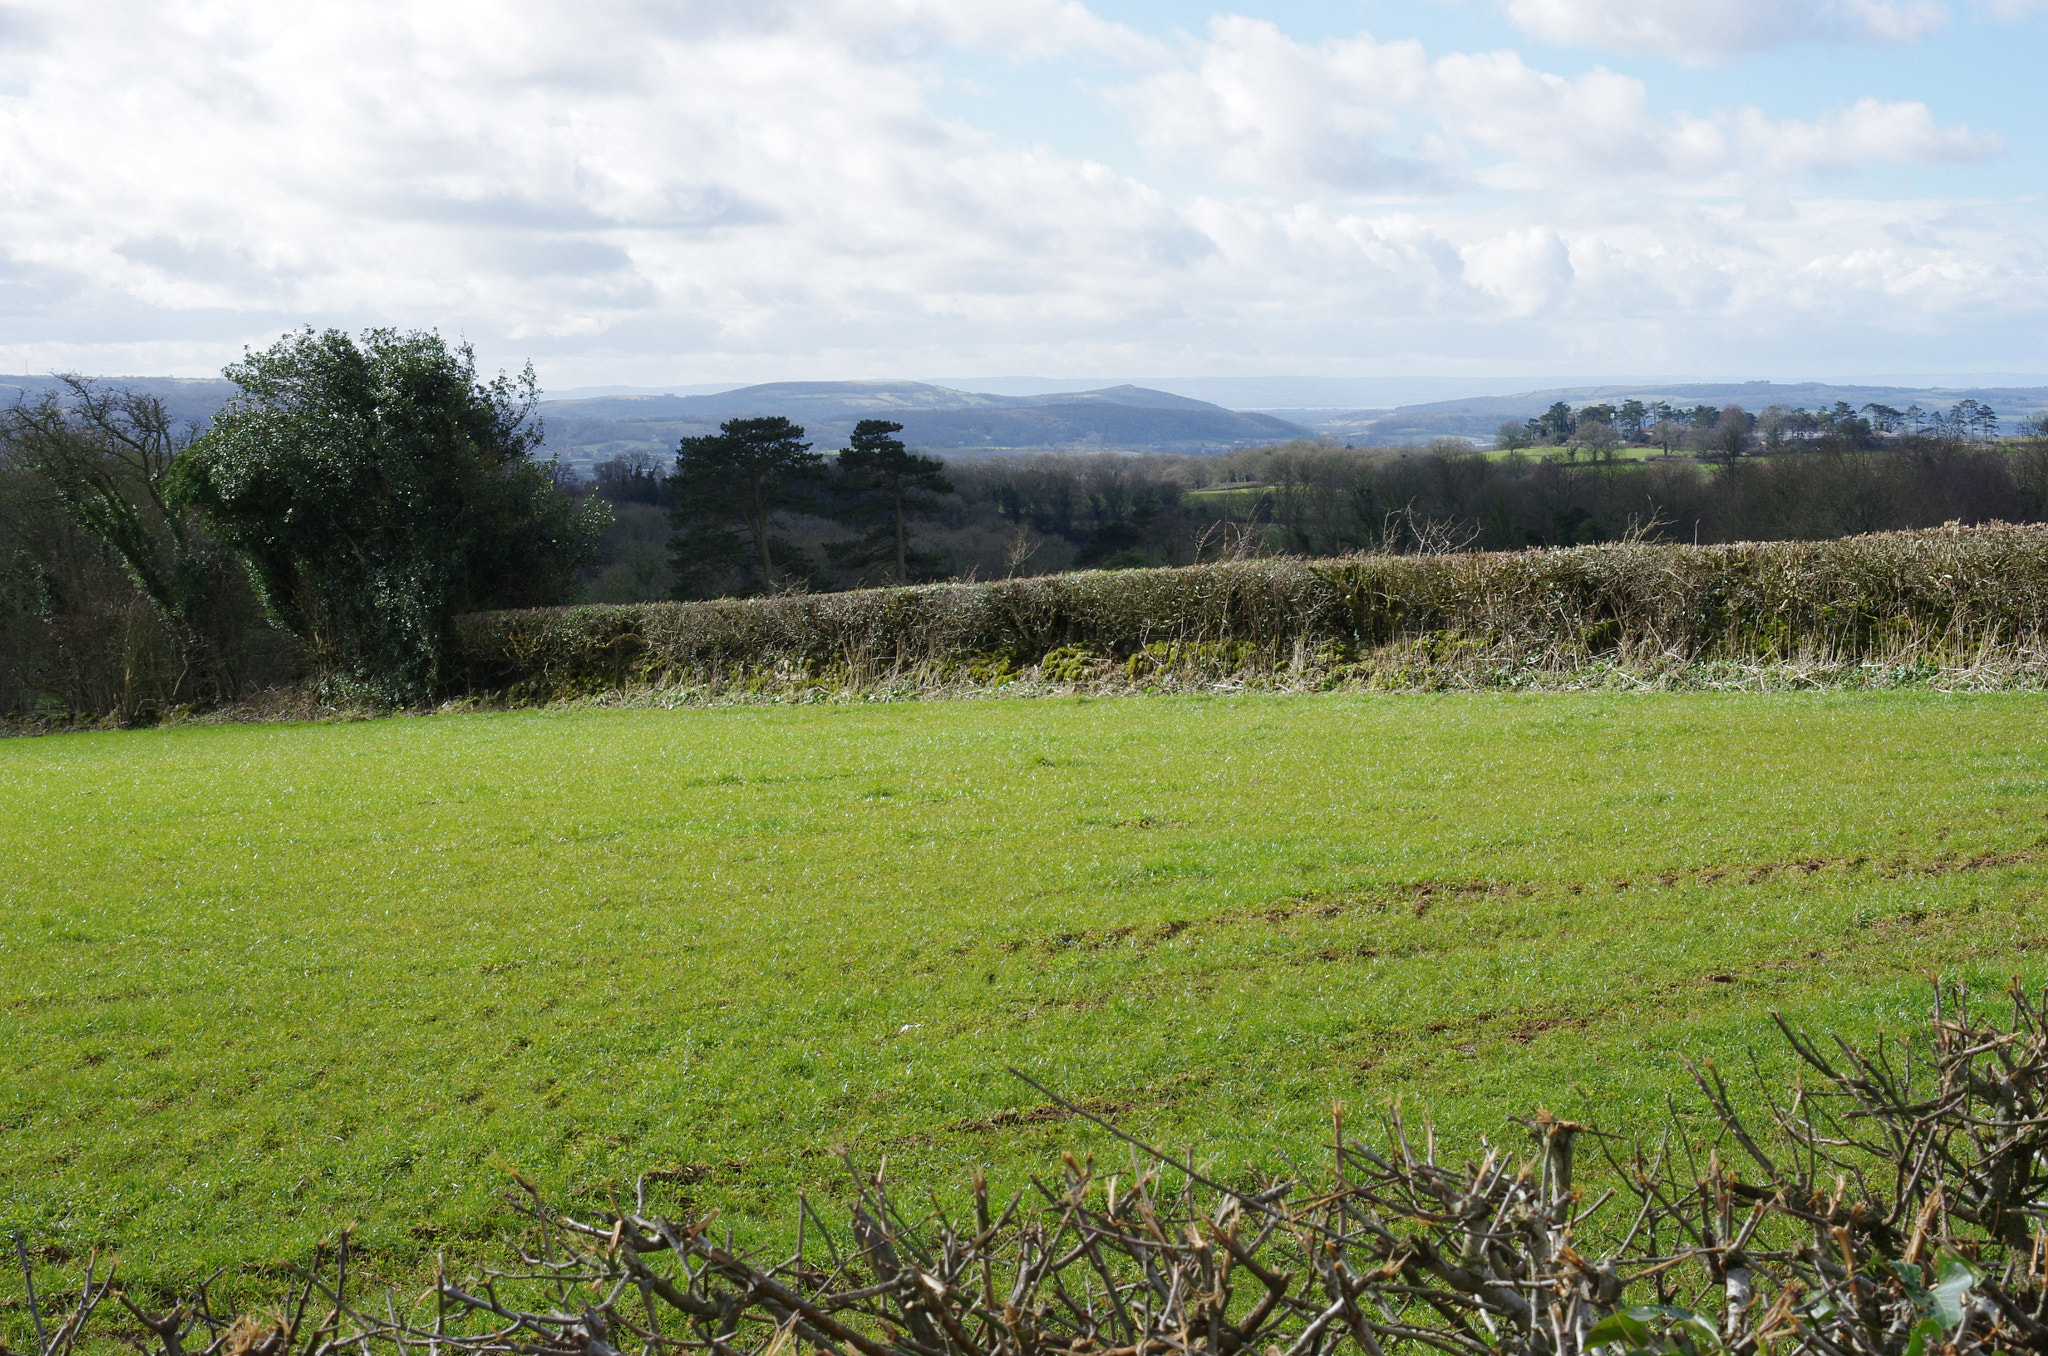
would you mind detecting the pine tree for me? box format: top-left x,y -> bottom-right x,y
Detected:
667,417 -> 822,598
829,420 -> 952,584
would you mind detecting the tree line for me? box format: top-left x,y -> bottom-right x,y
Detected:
574,404 -> 2048,602
1501,396 -> 2021,458
9,344 -> 2048,720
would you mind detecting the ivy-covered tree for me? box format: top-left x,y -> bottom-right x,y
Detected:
0,376 -> 250,700
166,327 -> 604,703
828,420 -> 953,584
667,416 -> 821,598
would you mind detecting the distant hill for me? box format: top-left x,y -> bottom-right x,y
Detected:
535,381 -> 1306,463
0,374 -> 1303,462
12,372 -> 2040,458
0,375 -> 238,427
1269,381 -> 2048,444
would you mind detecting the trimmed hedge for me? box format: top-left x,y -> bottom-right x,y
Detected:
451,523 -> 2048,698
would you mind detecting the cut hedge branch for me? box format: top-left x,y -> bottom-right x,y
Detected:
17,981 -> 2048,1356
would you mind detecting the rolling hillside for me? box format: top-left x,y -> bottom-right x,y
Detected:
1268,380 -> 2048,444
536,381 -> 1307,463
9,372 -> 2042,459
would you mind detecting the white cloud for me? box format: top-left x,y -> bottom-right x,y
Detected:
1731,98 -> 2003,174
1461,227 -> 1575,314
1492,0 -> 1951,63
864,0 -> 1168,63
0,1 -> 1174,356
0,0 -> 2034,386
1118,23 -> 2001,193
1115,18 -> 1436,191
1429,50 -> 1697,179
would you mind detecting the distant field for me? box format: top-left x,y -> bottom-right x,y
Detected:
4,693 -> 2048,1299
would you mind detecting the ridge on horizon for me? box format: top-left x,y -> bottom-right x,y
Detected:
539,373 -> 2048,408
5,374 -> 2045,457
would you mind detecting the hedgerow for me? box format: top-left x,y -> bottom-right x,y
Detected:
452,523 -> 2048,698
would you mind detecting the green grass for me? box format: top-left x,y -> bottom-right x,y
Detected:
5,692 -> 2048,1302
1183,484 -> 1270,506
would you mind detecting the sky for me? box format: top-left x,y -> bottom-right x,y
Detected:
0,0 -> 2043,401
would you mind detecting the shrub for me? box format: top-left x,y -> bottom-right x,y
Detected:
453,523 -> 2048,698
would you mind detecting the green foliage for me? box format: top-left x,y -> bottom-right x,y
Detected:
2,693 -> 2046,1290
828,419 -> 953,584
1531,400 -> 1576,443
1585,1306 -> 1723,1356
668,416 -> 822,598
167,328 -> 603,703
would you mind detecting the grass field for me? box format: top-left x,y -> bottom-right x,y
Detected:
5,692 -> 2048,1302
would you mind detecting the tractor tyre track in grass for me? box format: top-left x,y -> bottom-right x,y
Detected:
2,690 -> 2047,1290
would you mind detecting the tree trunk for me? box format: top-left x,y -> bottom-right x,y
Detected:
893,489 -> 907,583
748,482 -> 775,584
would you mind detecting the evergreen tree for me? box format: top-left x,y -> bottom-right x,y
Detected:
829,420 -> 953,584
1534,401 -> 1577,443
667,416 -> 822,598
1617,399 -> 1649,442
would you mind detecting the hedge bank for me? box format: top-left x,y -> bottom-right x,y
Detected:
451,523 -> 2048,698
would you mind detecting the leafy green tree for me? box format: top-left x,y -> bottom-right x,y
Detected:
667,416 -> 822,598
1534,401 -> 1576,443
166,327 -> 604,703
829,419 -> 953,584
1617,399 -> 1649,442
